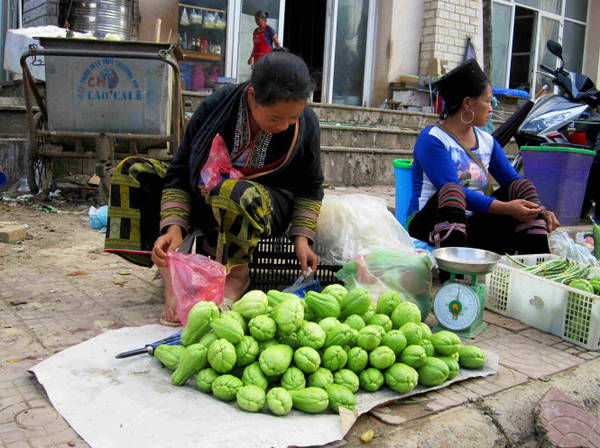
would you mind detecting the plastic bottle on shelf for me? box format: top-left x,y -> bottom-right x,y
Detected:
203,40 -> 209,55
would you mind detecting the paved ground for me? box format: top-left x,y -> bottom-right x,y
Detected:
1,189 -> 599,448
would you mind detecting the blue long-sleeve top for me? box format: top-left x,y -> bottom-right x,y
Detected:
407,125 -> 520,216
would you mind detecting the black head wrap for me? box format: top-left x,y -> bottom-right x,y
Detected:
433,59 -> 488,117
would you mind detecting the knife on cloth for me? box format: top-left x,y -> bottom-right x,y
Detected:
115,330 -> 182,359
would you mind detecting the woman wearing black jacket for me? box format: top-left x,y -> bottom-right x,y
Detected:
105,50 -> 323,325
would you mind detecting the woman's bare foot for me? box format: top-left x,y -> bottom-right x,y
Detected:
224,264 -> 251,302
158,266 -> 180,325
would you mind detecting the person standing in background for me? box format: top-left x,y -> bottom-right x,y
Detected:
248,11 -> 280,65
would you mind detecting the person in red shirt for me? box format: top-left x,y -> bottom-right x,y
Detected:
248,11 -> 280,65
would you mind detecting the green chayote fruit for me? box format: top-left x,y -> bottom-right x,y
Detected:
418,357 -> 449,386
289,387 -> 330,413
391,302 -> 421,329
322,345 -> 348,371
266,387 -> 293,416
235,335 -> 259,367
382,330 -> 407,356
419,339 -> 435,357
276,330 -> 299,349
376,290 -> 402,316
207,338 -> 237,373
344,314 -> 366,332
360,304 -> 377,324
325,323 -> 355,347
458,345 -> 485,369
281,366 -> 306,390
241,361 -> 268,390
326,384 -> 356,413
418,322 -> 433,340
294,346 -> 321,373
346,347 -> 369,373
212,374 -> 243,401
359,367 -> 384,392
356,325 -> 382,351
248,315 -> 277,341
180,301 -> 220,346
318,317 -> 340,333
236,385 -> 266,412
259,339 -> 278,352
307,367 -> 334,389
399,322 -> 423,346
369,345 -> 396,370
368,314 -> 393,333
273,297 -> 304,334
297,321 -> 326,349
333,369 -> 360,393
154,344 -> 185,370
196,367 -> 219,393
384,363 -> 418,393
211,316 -> 244,344
431,330 -> 462,355
221,310 -> 247,333
399,344 -> 427,368
198,331 -> 218,349
171,343 -> 208,386
259,344 -> 293,376
232,290 -> 268,319
436,356 -> 459,380
321,284 -> 348,304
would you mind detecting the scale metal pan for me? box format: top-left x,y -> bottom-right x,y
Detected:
432,247 -> 502,275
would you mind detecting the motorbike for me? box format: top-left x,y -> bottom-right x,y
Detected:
506,40 -> 600,218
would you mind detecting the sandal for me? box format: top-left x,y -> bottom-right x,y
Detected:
159,316 -> 182,327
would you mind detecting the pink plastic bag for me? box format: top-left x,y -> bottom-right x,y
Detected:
200,133 -> 243,191
167,251 -> 226,326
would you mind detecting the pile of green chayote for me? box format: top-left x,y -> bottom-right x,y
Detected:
153,285 -> 486,415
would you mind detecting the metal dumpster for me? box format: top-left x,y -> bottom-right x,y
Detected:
40,37 -> 173,135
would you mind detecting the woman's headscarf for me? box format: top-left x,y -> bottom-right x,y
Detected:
434,59 -> 488,114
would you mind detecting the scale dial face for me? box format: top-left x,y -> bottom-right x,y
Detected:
433,283 -> 480,331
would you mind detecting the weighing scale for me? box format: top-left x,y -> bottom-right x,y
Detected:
432,247 -> 502,338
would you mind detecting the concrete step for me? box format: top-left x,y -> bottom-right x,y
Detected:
321,146 -> 411,186
320,124 -> 419,149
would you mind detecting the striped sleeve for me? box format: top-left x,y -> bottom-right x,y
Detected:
288,197 -> 322,242
160,188 -> 192,234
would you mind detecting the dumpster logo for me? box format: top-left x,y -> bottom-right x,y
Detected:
77,58 -> 143,102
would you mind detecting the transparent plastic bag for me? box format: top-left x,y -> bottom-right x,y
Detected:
200,134 -> 244,191
548,230 -> 598,266
282,267 -> 320,298
315,194 -> 415,265
167,251 -> 227,325
190,9 -> 203,25
180,8 -> 190,26
335,248 -> 433,318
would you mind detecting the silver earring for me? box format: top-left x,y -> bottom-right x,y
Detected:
461,111 -> 475,124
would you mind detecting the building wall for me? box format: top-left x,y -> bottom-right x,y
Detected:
419,0 -> 482,77
22,0 -> 58,27
585,0 -> 600,86
372,0 -> 424,106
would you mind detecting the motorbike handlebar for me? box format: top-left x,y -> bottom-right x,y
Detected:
539,64 -> 555,74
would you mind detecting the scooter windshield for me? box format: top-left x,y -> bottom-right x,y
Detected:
519,95 -> 589,135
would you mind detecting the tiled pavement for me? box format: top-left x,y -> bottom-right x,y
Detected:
1,200 -> 599,448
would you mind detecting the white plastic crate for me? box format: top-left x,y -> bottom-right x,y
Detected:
485,254 -> 600,350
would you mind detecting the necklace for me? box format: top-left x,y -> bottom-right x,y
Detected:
231,92 -> 272,168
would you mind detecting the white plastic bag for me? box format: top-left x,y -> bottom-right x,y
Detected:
315,194 -> 415,265
549,230 -> 597,266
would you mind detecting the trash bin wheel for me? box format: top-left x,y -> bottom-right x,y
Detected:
27,112 -> 52,194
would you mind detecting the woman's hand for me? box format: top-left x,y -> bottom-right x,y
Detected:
490,199 -> 541,222
294,235 -> 318,276
543,209 -> 560,232
151,225 -> 184,267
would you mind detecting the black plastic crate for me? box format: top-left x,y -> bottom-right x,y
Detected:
249,236 -> 341,291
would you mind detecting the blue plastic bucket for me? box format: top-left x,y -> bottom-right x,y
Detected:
393,159 -> 413,227
521,146 -> 595,226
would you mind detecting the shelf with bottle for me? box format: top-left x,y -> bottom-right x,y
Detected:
177,32 -> 224,59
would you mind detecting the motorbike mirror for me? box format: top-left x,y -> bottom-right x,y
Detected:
547,40 -> 563,59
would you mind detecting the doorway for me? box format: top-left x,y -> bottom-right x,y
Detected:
509,6 -> 535,91
283,0 -> 326,101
